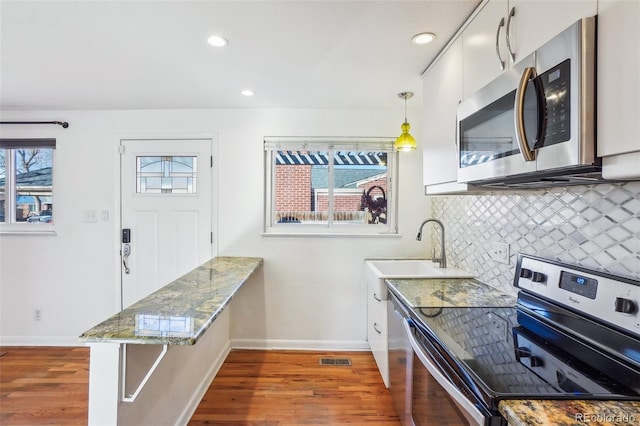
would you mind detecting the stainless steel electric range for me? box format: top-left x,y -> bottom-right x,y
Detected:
388,254 -> 640,426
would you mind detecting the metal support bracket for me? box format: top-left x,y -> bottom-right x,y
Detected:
121,344 -> 168,402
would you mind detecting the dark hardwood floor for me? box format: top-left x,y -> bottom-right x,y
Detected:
189,350 -> 400,425
0,347 -> 400,425
0,346 -> 89,425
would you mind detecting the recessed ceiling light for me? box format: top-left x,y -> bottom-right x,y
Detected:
411,32 -> 436,45
207,35 -> 228,47
241,89 -> 255,97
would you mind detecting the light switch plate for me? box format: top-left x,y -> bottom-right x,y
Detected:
83,210 -> 98,223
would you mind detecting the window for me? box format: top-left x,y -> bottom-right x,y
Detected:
0,138 -> 55,227
136,155 -> 198,194
264,137 -> 397,235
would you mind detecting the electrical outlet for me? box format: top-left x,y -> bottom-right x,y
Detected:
34,309 -> 42,321
489,241 -> 510,264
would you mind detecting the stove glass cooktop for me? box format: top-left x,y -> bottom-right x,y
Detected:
411,304 -> 640,405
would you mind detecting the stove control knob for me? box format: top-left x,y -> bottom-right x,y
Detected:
531,272 -> 547,283
614,297 -> 637,314
520,268 -> 533,279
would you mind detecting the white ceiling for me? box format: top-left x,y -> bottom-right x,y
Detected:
0,0 -> 480,110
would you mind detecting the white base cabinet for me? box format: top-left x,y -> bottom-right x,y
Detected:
366,265 -> 389,387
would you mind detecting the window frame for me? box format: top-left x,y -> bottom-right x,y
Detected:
0,138 -> 56,234
263,137 -> 398,236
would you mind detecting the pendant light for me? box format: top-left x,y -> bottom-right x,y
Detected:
395,91 -> 416,152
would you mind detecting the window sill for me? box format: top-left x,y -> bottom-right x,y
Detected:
262,231 -> 401,238
0,226 -> 57,236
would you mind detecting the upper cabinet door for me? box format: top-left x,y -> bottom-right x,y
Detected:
598,0 -> 640,179
423,37 -> 464,190
462,0 -> 596,99
508,0 -> 597,63
462,0 -> 509,98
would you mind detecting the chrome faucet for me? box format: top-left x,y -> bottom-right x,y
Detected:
416,219 -> 447,268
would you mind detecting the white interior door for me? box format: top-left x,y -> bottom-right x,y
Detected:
120,138 -> 213,309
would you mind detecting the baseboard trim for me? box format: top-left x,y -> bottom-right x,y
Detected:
231,339 -> 370,351
0,336 -> 372,353
0,336 -> 83,346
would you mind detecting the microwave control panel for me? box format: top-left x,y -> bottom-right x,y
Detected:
538,59 -> 571,147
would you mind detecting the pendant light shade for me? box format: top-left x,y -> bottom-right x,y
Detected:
395,92 -> 416,152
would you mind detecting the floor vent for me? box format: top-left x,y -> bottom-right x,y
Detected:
319,357 -> 352,366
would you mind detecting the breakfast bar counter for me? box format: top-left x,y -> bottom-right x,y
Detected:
80,256 -> 263,345
80,256 -> 263,426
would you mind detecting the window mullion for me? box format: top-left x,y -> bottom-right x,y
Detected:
266,150 -> 275,228
6,149 -> 16,223
327,149 -> 334,228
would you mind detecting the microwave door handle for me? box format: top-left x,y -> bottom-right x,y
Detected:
495,17 -> 506,70
454,101 -> 461,167
514,66 -> 537,162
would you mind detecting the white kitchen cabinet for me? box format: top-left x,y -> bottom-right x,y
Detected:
422,0 -> 598,191
422,37 -> 471,194
462,0 -> 509,98
366,264 -> 389,387
508,0 -> 596,64
597,0 -> 640,180
462,0 -> 596,98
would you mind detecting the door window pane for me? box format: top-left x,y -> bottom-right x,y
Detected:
136,156 -> 197,194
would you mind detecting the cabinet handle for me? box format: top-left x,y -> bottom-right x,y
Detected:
373,323 -> 382,334
506,7 -> 516,63
495,17 -> 506,70
373,293 -> 385,302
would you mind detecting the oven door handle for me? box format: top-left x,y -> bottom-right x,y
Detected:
403,319 -> 485,426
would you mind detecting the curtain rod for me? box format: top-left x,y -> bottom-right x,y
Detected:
0,121 -> 69,128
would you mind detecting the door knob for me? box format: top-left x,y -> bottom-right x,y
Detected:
122,243 -> 131,275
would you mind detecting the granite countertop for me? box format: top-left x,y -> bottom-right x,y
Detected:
80,256 -> 263,345
386,277 -> 517,308
499,400 -> 640,426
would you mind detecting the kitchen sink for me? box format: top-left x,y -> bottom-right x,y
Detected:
366,259 -> 473,279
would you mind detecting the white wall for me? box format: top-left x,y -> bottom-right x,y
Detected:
0,107 -> 431,348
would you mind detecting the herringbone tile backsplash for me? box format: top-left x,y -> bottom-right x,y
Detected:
431,181 -> 640,295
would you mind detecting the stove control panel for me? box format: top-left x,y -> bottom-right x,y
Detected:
515,254 -> 640,337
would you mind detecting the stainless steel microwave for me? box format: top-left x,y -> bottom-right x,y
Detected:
456,17 -> 598,188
